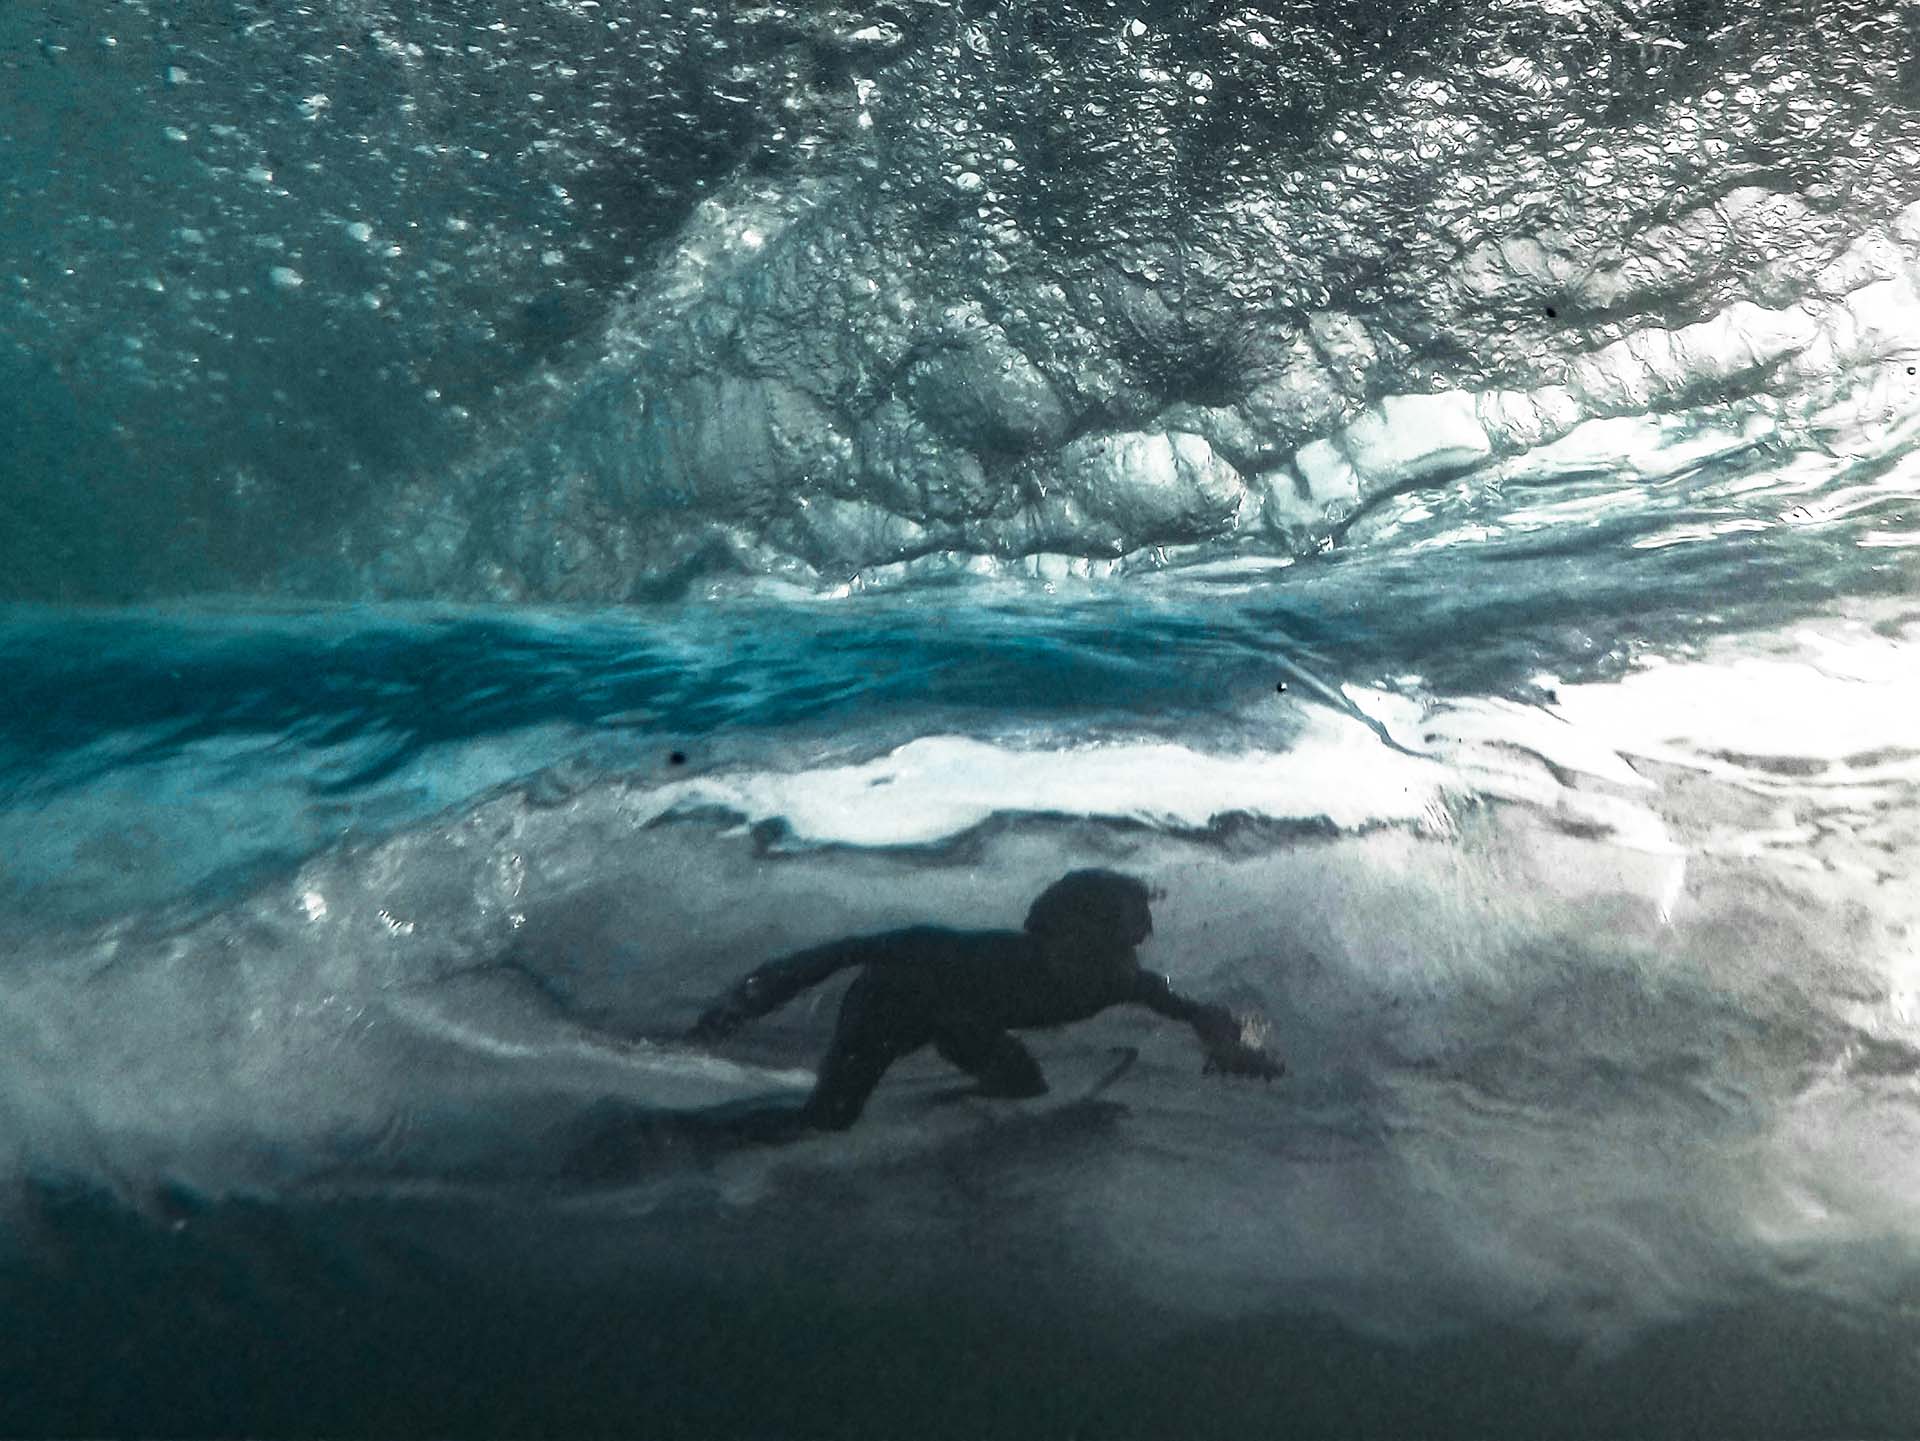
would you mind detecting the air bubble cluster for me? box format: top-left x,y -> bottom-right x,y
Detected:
5,0 -> 1920,598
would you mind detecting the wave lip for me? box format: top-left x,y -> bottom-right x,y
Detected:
301,4 -> 1920,602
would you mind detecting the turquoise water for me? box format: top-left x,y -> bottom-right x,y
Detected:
5,454 -> 1911,927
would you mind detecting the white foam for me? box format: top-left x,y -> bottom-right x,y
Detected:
1340,391 -> 1494,485
649,722 -> 1453,847
1422,697 -> 1655,791
630,685 -> 1694,862
1549,631 -> 1920,767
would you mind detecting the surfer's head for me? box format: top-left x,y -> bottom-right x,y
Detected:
1023,869 -> 1154,952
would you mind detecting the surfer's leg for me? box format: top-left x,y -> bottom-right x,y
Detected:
802,973 -> 929,1130
933,1022 -> 1048,1099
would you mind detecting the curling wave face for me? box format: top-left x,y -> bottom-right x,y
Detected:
6,0 -> 1920,598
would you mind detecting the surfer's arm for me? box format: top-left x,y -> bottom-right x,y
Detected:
691,935 -> 895,1042
1129,972 -> 1284,1080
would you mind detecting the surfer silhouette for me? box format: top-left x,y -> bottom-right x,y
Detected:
690,869 -> 1283,1131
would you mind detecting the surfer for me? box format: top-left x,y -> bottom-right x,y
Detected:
689,869 -> 1283,1130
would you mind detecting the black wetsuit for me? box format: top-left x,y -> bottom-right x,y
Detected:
693,924 -> 1261,1130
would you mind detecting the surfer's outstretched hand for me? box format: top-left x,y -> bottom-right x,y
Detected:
1195,1007 -> 1285,1081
